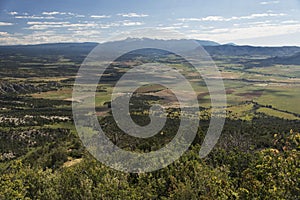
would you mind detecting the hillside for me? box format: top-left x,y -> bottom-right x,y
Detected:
266,52 -> 300,65
203,45 -> 300,57
1,40 -> 299,59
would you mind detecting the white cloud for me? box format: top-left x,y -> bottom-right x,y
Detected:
26,25 -> 61,30
66,12 -> 85,17
238,13 -> 286,19
202,16 -> 227,21
27,21 -> 70,25
41,11 -> 84,17
178,18 -> 202,22
188,23 -> 300,43
90,15 -> 111,19
0,32 -> 10,37
178,16 -> 230,22
200,25 -> 215,29
178,12 -> 286,22
157,26 -> 181,30
15,15 -> 55,19
118,13 -> 148,18
8,11 -> 18,15
247,20 -> 272,25
0,30 -> 105,45
65,23 -> 97,28
122,21 -> 144,26
42,11 -> 63,15
189,30 -> 200,33
178,16 -> 231,22
260,1 -> 280,5
172,23 -> 184,26
99,22 -> 120,29
281,20 -> 299,24
67,21 -> 123,30
26,22 -> 97,30
207,28 -> 230,33
0,22 -> 13,26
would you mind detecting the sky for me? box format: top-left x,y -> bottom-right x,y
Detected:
0,0 -> 300,46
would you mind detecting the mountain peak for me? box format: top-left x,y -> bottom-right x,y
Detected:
118,37 -> 220,46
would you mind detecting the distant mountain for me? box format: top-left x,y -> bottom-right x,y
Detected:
0,42 -> 98,63
263,52 -> 300,65
0,42 -> 98,56
98,38 -> 299,57
224,43 -> 237,46
0,39 -> 300,59
0,39 -> 219,60
195,40 -> 220,46
94,38 -> 220,55
113,37 -> 219,46
203,45 -> 300,57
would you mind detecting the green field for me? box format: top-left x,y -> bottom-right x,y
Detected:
29,62 -> 300,118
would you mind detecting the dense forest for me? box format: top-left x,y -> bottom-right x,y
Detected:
0,130 -> 299,199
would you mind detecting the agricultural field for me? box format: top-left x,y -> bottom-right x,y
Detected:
0,42 -> 299,199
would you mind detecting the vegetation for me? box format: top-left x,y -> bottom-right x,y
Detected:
0,42 -> 299,199
0,130 -> 299,199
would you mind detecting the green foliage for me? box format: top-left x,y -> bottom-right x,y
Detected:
1,132 -> 299,199
238,131 -> 300,199
0,160 -> 29,200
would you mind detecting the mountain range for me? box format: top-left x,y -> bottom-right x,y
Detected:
0,38 -> 300,64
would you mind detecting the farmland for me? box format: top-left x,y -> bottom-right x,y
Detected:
0,41 -> 299,199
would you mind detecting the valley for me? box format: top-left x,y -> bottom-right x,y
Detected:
0,40 -> 299,199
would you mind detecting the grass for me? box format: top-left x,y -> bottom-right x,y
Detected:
27,61 -> 300,117
257,107 -> 300,120
255,85 -> 300,114
227,103 -> 255,121
247,65 -> 300,78
31,83 -> 116,107
31,87 -> 73,100
95,84 -> 114,106
45,122 -> 76,131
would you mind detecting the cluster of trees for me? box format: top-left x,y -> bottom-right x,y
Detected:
0,130 -> 298,199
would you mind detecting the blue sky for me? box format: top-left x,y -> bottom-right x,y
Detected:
0,0 -> 300,46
